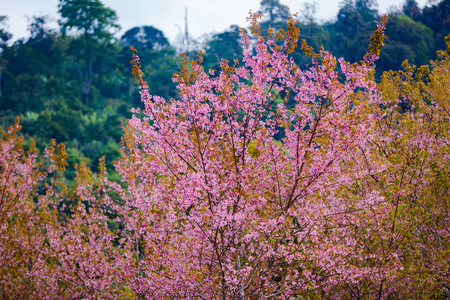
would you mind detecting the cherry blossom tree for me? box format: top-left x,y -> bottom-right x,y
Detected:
0,118 -> 126,298
112,12 -> 391,299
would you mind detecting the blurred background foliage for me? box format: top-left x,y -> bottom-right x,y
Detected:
0,0 -> 449,182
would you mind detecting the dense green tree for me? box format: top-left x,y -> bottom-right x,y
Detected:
121,26 -> 169,51
0,18 -> 72,115
419,0 -> 450,51
119,26 -> 178,106
28,15 -> 54,39
141,48 -> 178,101
0,16 -> 11,51
258,0 -> 290,34
293,3 -> 329,68
0,16 -> 11,100
58,0 -> 121,107
202,25 -> 243,71
323,0 -> 379,63
378,15 -> 434,72
354,0 -> 379,24
58,0 -> 119,40
402,0 -> 421,19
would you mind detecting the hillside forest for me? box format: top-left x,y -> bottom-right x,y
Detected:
1,0 -> 449,179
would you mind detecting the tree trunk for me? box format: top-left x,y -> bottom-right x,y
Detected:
0,69 -> 2,98
80,57 -> 93,107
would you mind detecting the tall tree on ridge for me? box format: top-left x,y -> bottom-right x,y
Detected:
326,0 -> 379,62
58,0 -> 120,107
0,16 -> 11,99
120,26 -> 177,105
258,0 -> 291,34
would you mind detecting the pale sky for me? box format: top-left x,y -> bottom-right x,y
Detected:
1,0 -> 429,45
